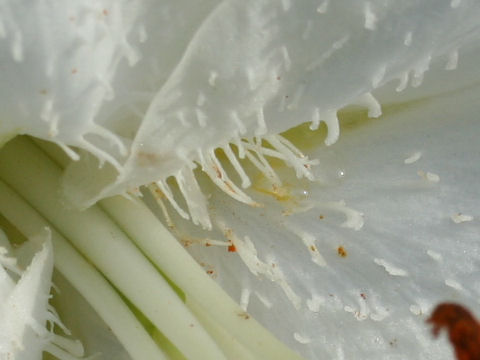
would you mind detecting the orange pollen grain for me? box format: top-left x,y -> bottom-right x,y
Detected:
337,246 -> 347,257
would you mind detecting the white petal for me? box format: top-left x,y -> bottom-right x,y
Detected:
0,232 -> 53,360
173,76 -> 480,359
53,1 -> 480,208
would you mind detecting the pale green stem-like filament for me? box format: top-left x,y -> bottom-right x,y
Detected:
185,297 -> 257,360
0,180 -> 168,360
0,137 -> 226,360
38,137 -> 306,359
101,196 -> 304,360
0,136 -> 306,360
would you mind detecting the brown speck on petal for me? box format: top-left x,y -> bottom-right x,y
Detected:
337,246 -> 347,257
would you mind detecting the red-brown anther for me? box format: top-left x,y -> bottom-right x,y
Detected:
427,303 -> 480,360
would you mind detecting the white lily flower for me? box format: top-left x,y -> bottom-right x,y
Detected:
1,1 -> 480,359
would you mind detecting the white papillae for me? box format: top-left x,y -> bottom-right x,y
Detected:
0,230 -> 85,360
0,1 -> 480,359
